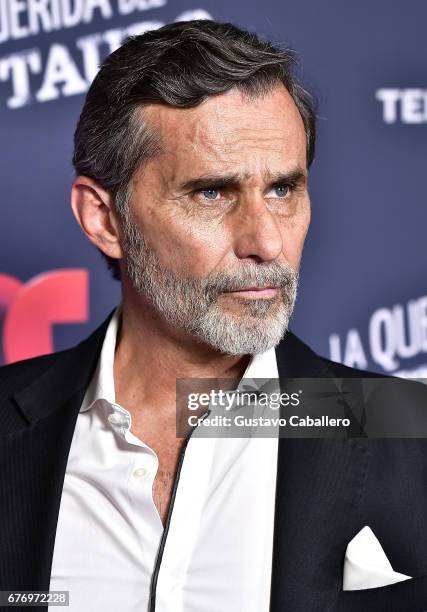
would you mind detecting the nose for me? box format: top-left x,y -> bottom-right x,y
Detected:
231,197 -> 283,263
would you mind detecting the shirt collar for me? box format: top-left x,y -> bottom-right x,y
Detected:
79,304 -> 122,412
80,303 -> 279,412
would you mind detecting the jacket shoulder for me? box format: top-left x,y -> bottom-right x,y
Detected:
318,356 -> 384,379
282,330 -> 383,379
0,309 -> 115,405
0,349 -> 73,403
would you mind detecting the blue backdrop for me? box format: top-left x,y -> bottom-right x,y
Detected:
1,0 -> 425,376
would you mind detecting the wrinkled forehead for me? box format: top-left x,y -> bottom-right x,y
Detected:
141,85 -> 307,183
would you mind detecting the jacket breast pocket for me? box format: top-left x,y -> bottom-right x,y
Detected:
334,574 -> 427,612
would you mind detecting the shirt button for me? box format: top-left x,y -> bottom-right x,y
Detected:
132,467 -> 148,479
108,413 -> 128,426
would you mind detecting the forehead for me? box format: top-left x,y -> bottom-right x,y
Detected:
142,84 -> 307,182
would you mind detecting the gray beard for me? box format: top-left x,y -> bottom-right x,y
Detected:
121,213 -> 299,355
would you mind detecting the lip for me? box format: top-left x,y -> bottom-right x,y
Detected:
227,287 -> 279,298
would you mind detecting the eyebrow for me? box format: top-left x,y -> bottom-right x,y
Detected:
178,168 -> 307,193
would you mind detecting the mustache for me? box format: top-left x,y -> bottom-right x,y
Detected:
201,262 -> 298,297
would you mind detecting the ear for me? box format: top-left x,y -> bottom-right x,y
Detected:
71,176 -> 124,261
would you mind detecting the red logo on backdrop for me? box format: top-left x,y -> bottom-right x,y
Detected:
0,269 -> 89,365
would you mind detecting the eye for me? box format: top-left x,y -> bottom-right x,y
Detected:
199,188 -> 221,201
268,185 -> 290,198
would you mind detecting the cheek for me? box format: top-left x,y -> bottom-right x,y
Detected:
178,233 -> 227,275
143,209 -> 231,277
281,207 -> 310,267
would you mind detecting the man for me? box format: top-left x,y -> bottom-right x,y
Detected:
1,19 -> 427,612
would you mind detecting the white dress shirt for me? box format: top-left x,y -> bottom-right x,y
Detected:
49,305 -> 279,612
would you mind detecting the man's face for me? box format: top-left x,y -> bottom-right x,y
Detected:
120,83 -> 311,354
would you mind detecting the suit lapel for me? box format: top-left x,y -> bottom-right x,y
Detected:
0,311 -> 114,593
270,332 -> 371,611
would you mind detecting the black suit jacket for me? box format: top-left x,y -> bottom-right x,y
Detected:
1,309 -> 427,612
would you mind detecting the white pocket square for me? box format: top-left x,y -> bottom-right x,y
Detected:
343,526 -> 412,590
